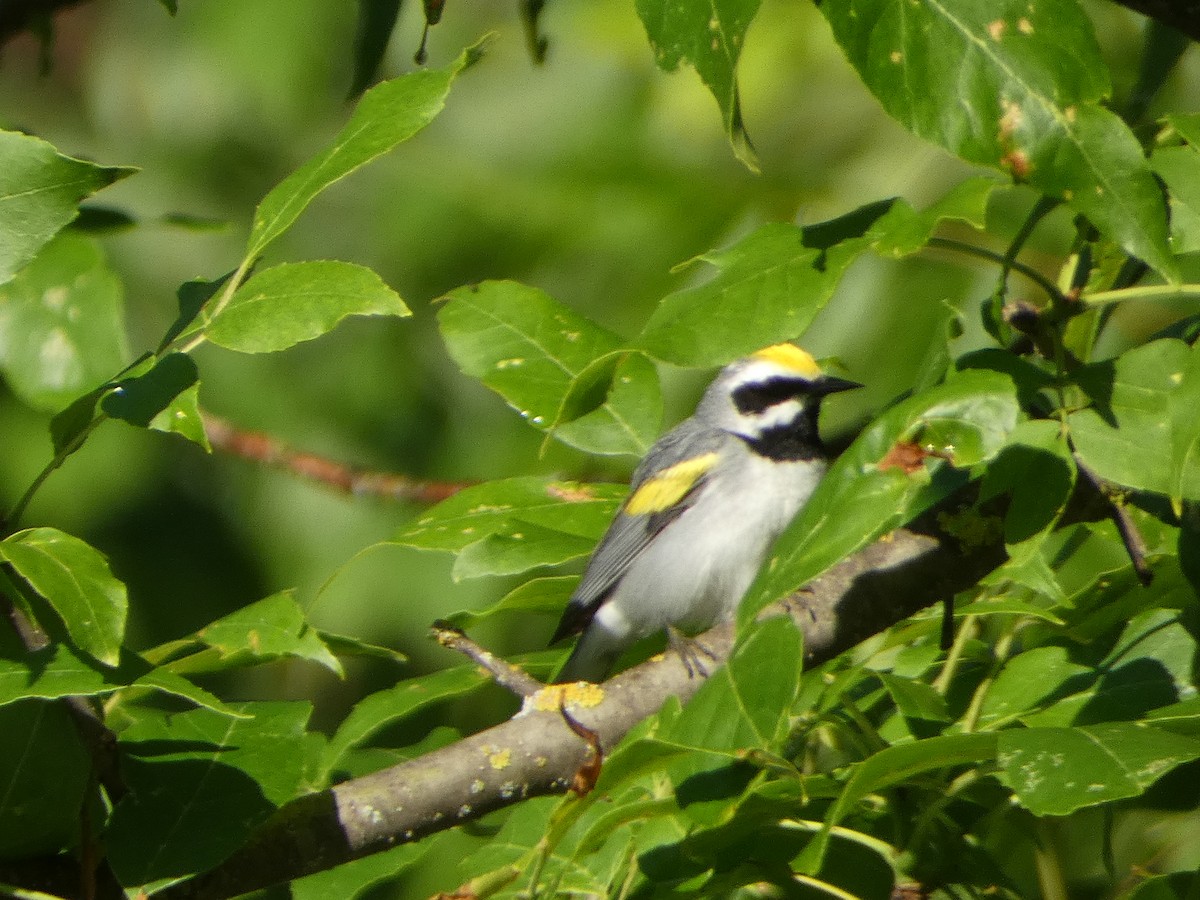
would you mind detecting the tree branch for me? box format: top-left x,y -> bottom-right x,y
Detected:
156,518 -> 1005,899
1106,0 -> 1200,43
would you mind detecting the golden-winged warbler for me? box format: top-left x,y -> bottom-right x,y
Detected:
551,344 -> 860,683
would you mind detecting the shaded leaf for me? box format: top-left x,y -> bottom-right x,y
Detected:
349,0 -> 403,97
0,129 -> 134,286
0,527 -> 127,667
795,733 -> 997,874
101,352 -> 198,427
444,575 -> 578,629
1069,339 -> 1200,512
0,701 -> 90,858
205,260 -> 409,353
0,232 -> 128,412
107,703 -> 318,888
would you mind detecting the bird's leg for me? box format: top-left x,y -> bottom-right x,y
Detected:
666,626 -> 719,678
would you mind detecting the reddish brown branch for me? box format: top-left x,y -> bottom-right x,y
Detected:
201,412 -> 472,505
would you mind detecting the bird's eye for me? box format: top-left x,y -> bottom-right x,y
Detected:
732,377 -> 808,414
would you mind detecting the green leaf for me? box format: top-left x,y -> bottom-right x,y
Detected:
0,627 -> 240,717
291,844 -> 426,900
101,352 -> 198,427
997,723 -> 1200,816
876,672 -> 949,721
148,381 -> 211,450
394,477 -> 624,579
164,591 -> 343,678
1069,339 -> 1200,512
246,40 -> 486,259
821,0 -> 1177,282
638,186 -> 995,367
0,701 -> 91,859
107,702 -> 318,888
635,0 -> 763,170
438,281 -> 662,455
795,733 -> 997,874
443,575 -> 577,629
0,129 -> 134,286
741,369 -> 1019,624
325,665 -> 491,776
0,232 -> 128,412
204,260 -> 409,353
348,0 -> 403,98
974,646 -> 1091,729
637,211 -> 887,366
0,527 -> 127,667
1151,144 -> 1200,255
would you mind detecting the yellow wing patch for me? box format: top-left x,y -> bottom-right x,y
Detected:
752,344 -> 822,379
624,452 -> 719,516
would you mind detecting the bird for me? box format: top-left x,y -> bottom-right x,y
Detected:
550,343 -> 860,683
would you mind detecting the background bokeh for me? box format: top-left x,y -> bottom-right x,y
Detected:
0,0 -> 1193,732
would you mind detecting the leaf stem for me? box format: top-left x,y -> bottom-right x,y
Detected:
177,254 -> 255,354
926,236 -> 1064,306
2,414 -> 107,534
1082,283 -> 1200,308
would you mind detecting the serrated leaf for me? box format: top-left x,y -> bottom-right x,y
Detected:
0,701 -> 90,859
398,478 -> 623,550
742,369 -> 1019,624
669,616 -> 802,754
438,281 -> 662,455
101,351 -> 198,427
637,211 -> 887,366
107,702 -> 317,888
444,575 -> 578,629
795,733 -> 997,874
876,672 -> 949,721
0,130 -> 134,286
821,0 -> 1177,282
1069,339 -> 1200,512
0,627 -> 240,717
636,0 -> 763,170
997,723 -> 1200,816
205,260 -> 409,353
324,665 -> 490,775
0,232 -> 128,412
0,527 -> 127,667
247,40 -> 485,259
165,591 -> 342,678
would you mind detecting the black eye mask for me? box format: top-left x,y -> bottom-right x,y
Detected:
731,377 -> 811,415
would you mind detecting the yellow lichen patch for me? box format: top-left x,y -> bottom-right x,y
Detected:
479,744 -> 512,769
751,343 -> 823,379
530,681 -> 605,712
625,453 -> 719,515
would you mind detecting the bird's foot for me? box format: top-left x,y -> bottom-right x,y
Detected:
666,626 -> 718,678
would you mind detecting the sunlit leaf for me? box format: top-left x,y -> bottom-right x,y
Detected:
0,130 -> 134,286
821,0 -> 1177,282
439,281 -> 661,455
997,723 -> 1200,816
246,40 -> 486,259
205,260 -> 409,353
0,528 -> 127,667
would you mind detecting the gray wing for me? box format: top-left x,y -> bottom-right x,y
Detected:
550,420 -> 731,643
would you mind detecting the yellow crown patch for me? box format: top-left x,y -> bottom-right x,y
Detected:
751,344 -> 822,379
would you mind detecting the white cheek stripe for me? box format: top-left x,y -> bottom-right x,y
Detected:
746,398 -> 803,432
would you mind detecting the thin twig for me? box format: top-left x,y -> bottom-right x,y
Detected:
1073,453 -> 1153,585
431,620 -> 544,697
202,412 -> 472,505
